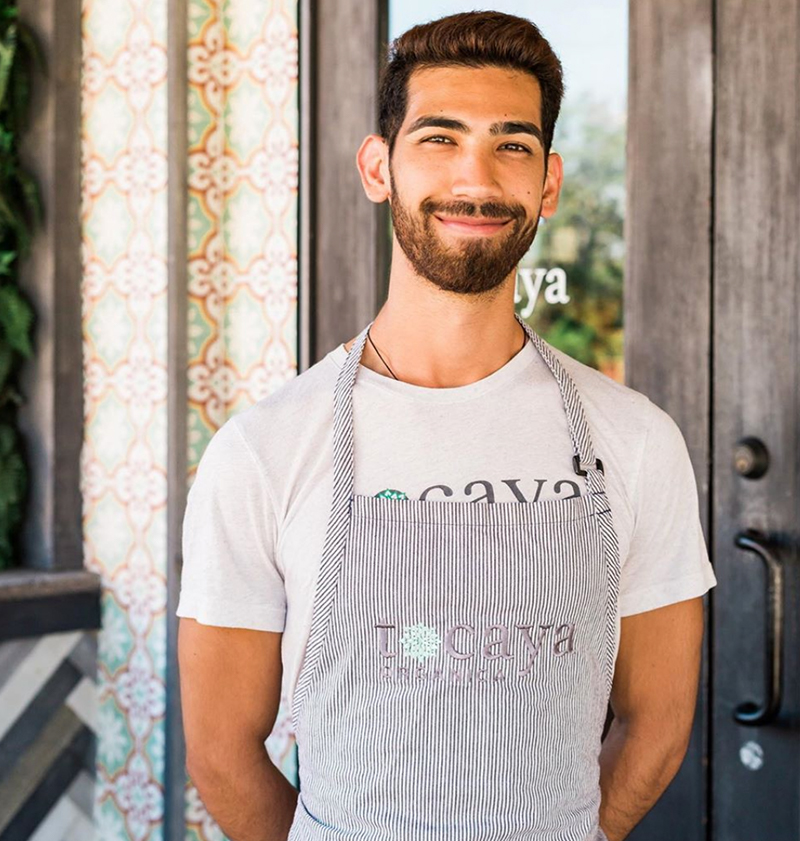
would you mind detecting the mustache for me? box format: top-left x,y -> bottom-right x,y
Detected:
420,198 -> 525,221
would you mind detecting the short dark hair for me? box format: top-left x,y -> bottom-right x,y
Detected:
378,11 -> 566,167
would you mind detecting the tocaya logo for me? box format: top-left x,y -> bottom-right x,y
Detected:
373,620 -> 576,684
514,267 -> 570,318
374,476 -> 583,503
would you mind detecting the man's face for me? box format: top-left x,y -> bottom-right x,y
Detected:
387,64 -> 551,296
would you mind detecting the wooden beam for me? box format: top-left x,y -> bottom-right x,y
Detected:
310,0 -> 389,361
165,0 -> 189,835
16,0 -> 84,572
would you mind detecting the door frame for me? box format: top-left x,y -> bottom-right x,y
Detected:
300,0 -> 390,369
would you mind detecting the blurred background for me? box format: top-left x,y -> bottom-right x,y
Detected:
0,0 -> 798,839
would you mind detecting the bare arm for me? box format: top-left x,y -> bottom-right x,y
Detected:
178,618 -> 298,841
598,596 -> 705,841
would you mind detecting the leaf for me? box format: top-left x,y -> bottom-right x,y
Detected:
0,420 -> 15,456
0,125 -> 12,155
0,283 -> 34,357
0,6 -> 20,24
0,7 -> 43,570
0,338 -> 12,387
0,189 -> 15,227
0,190 -> 32,256
0,431 -> 26,508
17,167 -> 41,227
9,53 -> 31,132
0,21 -> 17,110
0,249 -> 15,276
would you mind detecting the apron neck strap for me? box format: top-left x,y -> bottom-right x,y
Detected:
513,312 -> 607,495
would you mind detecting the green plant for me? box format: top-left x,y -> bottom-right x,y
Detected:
0,0 -> 44,570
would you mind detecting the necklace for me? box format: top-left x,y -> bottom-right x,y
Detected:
365,322 -> 528,382
366,328 -> 399,379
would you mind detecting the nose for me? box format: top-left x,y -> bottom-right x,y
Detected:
449,146 -> 503,202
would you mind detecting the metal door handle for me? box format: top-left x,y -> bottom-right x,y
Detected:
733,530 -> 784,726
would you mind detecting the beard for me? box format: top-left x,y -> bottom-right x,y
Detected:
388,167 -> 541,296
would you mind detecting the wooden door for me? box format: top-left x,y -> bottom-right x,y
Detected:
711,0 -> 800,837
628,0 -> 800,839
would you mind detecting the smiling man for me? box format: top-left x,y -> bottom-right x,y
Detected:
177,11 -> 717,841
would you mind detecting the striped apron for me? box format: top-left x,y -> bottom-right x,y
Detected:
288,312 -> 619,841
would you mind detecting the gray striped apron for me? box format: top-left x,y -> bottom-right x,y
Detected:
288,312 -> 619,841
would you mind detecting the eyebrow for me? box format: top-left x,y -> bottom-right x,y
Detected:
405,115 -> 543,147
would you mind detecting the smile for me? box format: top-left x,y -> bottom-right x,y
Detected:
433,215 -> 512,236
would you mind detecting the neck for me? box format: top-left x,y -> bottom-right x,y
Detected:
347,273 -> 527,389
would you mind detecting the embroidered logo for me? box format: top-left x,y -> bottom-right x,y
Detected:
375,488 -> 408,499
375,478 -> 581,503
399,623 -> 441,661
375,620 -> 577,683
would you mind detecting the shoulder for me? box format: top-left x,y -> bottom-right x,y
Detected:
547,342 -> 658,434
196,351 -> 338,464
545,342 -> 694,516
209,349 -> 342,516
232,348 -> 341,447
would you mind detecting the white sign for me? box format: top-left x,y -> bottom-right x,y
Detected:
514,267 -> 570,318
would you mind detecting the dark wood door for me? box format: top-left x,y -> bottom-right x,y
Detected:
711,0 -> 800,837
628,0 -> 799,838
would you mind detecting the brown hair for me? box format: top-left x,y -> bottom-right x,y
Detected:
378,11 -> 565,170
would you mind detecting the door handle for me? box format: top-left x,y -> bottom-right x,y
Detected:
733,529 -> 784,726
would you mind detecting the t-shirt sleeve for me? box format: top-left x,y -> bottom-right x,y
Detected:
176,416 -> 286,631
618,401 -> 717,617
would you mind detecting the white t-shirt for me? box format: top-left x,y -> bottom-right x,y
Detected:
177,337 -> 717,710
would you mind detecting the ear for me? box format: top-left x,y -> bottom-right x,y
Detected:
540,151 -> 564,220
356,134 -> 391,203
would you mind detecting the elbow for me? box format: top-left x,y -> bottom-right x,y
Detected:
658,730 -> 691,782
654,722 -> 694,784
658,708 -> 695,773
669,726 -> 693,772
185,750 -> 221,791
185,737 -> 269,788
616,714 -> 694,781
185,743 -> 237,789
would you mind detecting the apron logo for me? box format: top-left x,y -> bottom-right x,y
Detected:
374,478 -> 581,503
399,623 -> 441,661
375,488 -> 408,500
375,621 -> 577,683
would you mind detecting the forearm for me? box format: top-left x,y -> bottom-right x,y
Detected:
597,717 -> 687,841
189,747 -> 299,841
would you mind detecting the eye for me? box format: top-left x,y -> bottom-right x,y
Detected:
421,136 -> 532,155
501,142 -> 532,154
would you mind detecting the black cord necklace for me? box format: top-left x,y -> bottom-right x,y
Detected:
366,328 -> 399,379
365,323 -> 528,382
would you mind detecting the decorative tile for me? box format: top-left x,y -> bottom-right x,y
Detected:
82,0 -> 300,838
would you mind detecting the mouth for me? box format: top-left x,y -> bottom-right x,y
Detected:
433,215 -> 513,236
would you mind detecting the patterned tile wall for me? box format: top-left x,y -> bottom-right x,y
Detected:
187,0 -> 298,444
81,0 -> 299,838
185,0 -> 299,835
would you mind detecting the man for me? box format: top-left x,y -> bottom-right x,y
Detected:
177,11 -> 717,841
